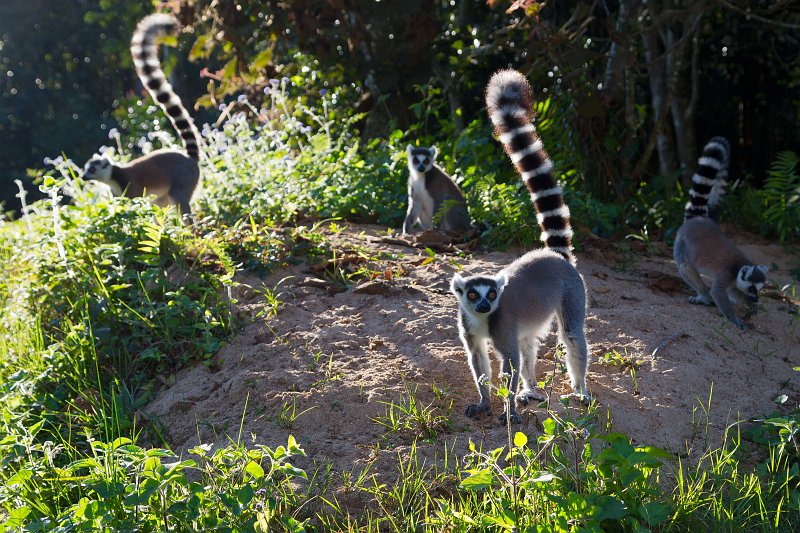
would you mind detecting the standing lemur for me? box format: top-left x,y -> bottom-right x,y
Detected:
403,145 -> 472,235
674,137 -> 768,330
81,14 -> 201,219
450,70 -> 590,425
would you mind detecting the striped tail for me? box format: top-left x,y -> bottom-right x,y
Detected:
485,69 -> 575,264
130,14 -> 200,161
685,136 -> 730,221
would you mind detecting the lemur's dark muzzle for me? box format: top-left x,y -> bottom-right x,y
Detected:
416,164 -> 425,172
476,301 -> 491,313
747,294 -> 758,304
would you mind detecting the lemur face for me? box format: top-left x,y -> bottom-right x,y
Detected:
451,272 -> 507,315
83,155 -> 113,182
736,265 -> 768,303
407,145 -> 437,173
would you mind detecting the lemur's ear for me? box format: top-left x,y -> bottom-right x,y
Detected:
451,273 -> 465,295
429,146 -> 438,159
406,144 -> 414,155
495,271 -> 508,291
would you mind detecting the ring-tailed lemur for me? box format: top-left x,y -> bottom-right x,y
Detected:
402,145 -> 472,235
674,136 -> 768,330
450,70 -> 590,425
82,14 -> 200,219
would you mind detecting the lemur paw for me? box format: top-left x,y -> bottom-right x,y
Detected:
499,411 -> 521,425
688,295 -> 712,306
561,391 -> 593,406
465,402 -> 492,419
516,388 -> 545,406
732,320 -> 753,331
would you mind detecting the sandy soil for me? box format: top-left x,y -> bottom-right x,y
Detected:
145,223 -> 800,483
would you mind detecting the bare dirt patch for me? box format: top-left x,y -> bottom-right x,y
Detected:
145,223 -> 800,479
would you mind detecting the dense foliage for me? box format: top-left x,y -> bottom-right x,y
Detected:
3,1 -> 800,223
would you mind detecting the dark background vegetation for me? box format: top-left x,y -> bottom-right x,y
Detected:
1,0 -> 799,222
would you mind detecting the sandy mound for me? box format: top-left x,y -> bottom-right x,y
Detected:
145,223 -> 800,477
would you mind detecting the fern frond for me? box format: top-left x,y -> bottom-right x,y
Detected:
763,150 -> 800,242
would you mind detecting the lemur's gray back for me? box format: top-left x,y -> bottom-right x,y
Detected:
684,136 -> 730,221
425,167 -> 470,232
131,14 -> 200,161
486,70 -> 575,264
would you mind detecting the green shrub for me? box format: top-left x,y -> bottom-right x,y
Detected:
0,168 -> 242,472
0,432 -> 307,532
762,151 -> 800,243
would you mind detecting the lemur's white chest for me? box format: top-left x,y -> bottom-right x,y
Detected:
460,309 -> 491,340
409,171 -> 434,218
96,175 -> 123,197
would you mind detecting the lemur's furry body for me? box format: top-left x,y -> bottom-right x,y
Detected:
403,146 -> 471,234
82,14 -> 200,217
674,137 -> 767,329
451,70 -> 589,424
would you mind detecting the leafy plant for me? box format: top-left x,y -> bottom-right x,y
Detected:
256,276 -> 294,318
275,396 -> 316,430
452,408 -> 672,531
0,433 -> 307,531
763,151 -> 800,243
373,383 -> 452,444
601,349 -> 643,396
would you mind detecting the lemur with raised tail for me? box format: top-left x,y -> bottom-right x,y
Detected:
450,70 -> 590,425
674,136 -> 768,330
82,14 -> 200,219
403,145 -> 472,235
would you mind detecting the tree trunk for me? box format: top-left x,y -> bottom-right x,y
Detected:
665,10 -> 704,186
603,0 -> 638,101
641,12 -> 678,177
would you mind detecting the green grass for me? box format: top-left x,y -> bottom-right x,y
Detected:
372,383 -> 453,444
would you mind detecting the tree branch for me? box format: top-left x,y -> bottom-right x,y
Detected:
718,0 -> 800,30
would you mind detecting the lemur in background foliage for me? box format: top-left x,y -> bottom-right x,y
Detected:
82,14 -> 200,220
673,137 -> 768,329
450,70 -> 591,425
403,145 -> 472,235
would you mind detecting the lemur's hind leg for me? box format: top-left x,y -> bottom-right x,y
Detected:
677,262 -> 713,305
517,335 -> 544,406
557,305 -> 590,404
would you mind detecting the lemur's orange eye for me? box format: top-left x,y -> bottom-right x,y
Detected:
467,292 -> 477,301
488,291 -> 497,300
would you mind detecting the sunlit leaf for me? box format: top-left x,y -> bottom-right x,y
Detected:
460,469 -> 494,490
